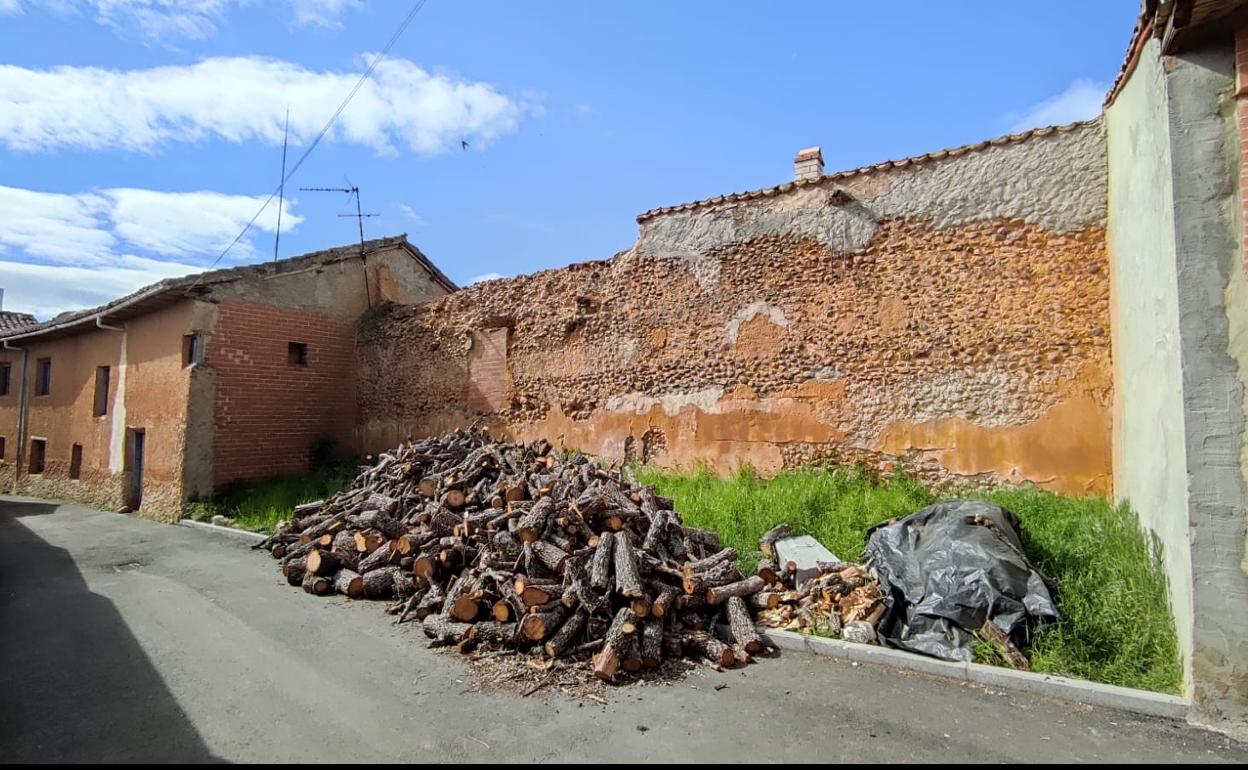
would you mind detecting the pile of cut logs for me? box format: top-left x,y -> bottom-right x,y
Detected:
752,524 -> 887,645
258,429 -> 776,680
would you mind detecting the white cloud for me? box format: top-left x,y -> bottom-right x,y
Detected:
290,0 -> 360,28
0,184 -> 297,264
0,55 -> 527,155
1008,79 -> 1106,133
0,186 -> 115,263
468,272 -> 506,284
396,203 -> 425,227
0,1 -> 360,39
106,188 -> 299,259
0,255 -> 202,318
0,184 -> 303,317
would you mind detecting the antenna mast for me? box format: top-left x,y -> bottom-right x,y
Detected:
298,184 -> 380,306
274,109 -> 290,262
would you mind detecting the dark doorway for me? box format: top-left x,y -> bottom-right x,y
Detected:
124,429 -> 144,510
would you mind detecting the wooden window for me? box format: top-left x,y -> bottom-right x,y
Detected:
93,366 -> 110,416
288,342 -> 308,366
29,439 -> 45,474
183,333 -> 204,367
70,444 -> 83,480
35,358 -> 51,396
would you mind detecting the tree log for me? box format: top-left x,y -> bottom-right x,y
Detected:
333,568 -> 364,599
589,530 -> 614,589
592,607 -> 638,681
725,596 -> 764,654
612,530 -> 643,598
707,575 -> 766,605
544,611 -> 588,658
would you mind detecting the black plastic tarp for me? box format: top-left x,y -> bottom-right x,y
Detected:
864,499 -> 1058,662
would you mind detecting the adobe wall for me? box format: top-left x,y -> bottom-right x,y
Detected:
359,122 -> 1112,496
0,302 -> 194,521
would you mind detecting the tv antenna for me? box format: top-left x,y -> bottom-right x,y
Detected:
299,183 -> 381,306
298,183 -> 379,249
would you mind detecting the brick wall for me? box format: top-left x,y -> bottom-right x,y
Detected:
209,301 -> 356,489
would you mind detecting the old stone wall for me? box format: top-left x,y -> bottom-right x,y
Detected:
359,122 -> 1111,496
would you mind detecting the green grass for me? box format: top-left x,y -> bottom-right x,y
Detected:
638,465 -> 1182,694
188,463 -> 355,533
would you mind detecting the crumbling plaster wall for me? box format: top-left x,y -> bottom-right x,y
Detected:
360,122 -> 1111,496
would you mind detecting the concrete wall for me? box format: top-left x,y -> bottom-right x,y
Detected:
359,124 -> 1112,495
1105,36 -> 1194,681
1169,40 -> 1248,732
1109,31 -> 1248,733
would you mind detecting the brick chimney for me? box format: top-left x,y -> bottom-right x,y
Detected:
794,146 -> 823,182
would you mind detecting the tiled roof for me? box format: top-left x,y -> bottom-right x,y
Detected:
1105,0 -> 1248,107
0,311 -> 36,333
635,120 -> 1097,223
1,234 -> 456,341
1105,2 -> 1157,108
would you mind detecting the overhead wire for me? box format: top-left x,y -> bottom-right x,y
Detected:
187,0 -> 429,287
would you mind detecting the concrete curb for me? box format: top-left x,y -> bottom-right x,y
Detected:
760,628 -> 1188,720
179,519 -> 267,544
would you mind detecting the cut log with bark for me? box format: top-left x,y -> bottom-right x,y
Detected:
593,607 -> 638,681
264,427 -> 786,683
725,596 -> 764,654
333,568 -> 364,599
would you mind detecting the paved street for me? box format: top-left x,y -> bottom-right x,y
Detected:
1,496 -> 1244,763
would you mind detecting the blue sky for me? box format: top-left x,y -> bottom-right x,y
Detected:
0,1 -> 1138,318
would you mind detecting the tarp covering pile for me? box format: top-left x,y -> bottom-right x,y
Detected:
864,499 -> 1058,663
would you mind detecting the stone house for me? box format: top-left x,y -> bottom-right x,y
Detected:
0,236 -> 454,520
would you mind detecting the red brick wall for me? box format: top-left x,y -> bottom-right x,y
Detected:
466,328 -> 511,412
208,301 -> 356,489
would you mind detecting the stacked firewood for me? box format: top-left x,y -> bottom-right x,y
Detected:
258,428 -> 774,680
752,525 -> 887,644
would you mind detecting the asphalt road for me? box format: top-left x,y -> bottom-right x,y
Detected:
1,496 -> 1245,763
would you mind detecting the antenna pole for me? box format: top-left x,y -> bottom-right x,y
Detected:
354,187 -> 366,248
274,109 -> 290,262
298,184 -> 380,308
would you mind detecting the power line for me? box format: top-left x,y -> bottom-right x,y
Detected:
191,0 -> 429,282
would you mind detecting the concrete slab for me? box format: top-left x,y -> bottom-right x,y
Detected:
773,535 -> 839,585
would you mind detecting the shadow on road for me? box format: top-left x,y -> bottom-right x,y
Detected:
0,502 -> 225,763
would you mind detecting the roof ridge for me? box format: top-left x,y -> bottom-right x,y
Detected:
1,234 -> 450,340
635,119 -> 1100,223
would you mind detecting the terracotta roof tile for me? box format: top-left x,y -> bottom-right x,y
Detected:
0,311 -> 36,333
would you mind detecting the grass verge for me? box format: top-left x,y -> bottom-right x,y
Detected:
187,463 -> 354,533
638,465 -> 1182,694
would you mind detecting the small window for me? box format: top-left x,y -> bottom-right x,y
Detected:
70,443 -> 82,480
35,358 -> 51,396
183,333 -> 204,367
29,438 -> 45,474
93,366 -> 110,416
0,363 -> 10,396
0,436 -> 6,460
288,342 -> 308,366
